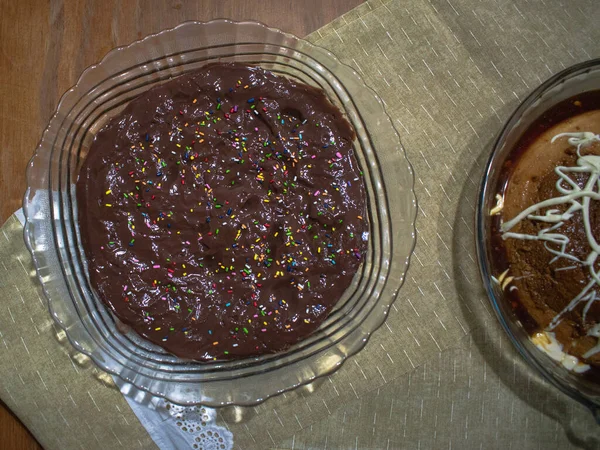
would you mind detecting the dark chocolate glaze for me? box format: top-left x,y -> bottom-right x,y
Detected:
77,63 -> 368,361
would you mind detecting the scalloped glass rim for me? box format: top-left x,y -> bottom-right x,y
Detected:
24,20 -> 417,406
477,58 -> 600,417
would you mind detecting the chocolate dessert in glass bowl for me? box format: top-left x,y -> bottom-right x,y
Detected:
489,90 -> 600,378
25,20 -> 415,406
76,62 -> 369,362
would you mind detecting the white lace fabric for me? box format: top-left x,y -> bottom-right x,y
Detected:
121,393 -> 234,450
168,404 -> 232,450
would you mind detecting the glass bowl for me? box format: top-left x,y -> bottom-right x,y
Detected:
24,20 -> 416,406
477,58 -> 600,418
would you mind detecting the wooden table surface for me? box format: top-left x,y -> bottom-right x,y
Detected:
0,1 -> 362,448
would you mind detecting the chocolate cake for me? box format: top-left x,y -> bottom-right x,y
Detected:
493,91 -> 600,373
76,63 -> 368,361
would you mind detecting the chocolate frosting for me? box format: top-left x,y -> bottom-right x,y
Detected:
77,63 -> 368,361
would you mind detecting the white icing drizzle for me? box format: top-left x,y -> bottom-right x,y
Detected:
551,131 -> 600,148
501,131 -> 600,360
584,323 -> 600,359
531,331 -> 590,373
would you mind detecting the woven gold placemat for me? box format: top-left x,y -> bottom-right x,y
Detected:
2,1 -> 600,449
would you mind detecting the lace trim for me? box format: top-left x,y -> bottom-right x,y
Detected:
167,403 -> 233,450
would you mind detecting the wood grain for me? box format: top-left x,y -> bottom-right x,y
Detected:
0,1 -> 363,448
0,401 -> 40,450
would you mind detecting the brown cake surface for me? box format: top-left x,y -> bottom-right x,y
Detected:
76,63 -> 368,361
499,101 -> 600,368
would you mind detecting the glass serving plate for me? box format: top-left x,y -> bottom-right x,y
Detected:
477,58 -> 600,419
24,20 -> 416,406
